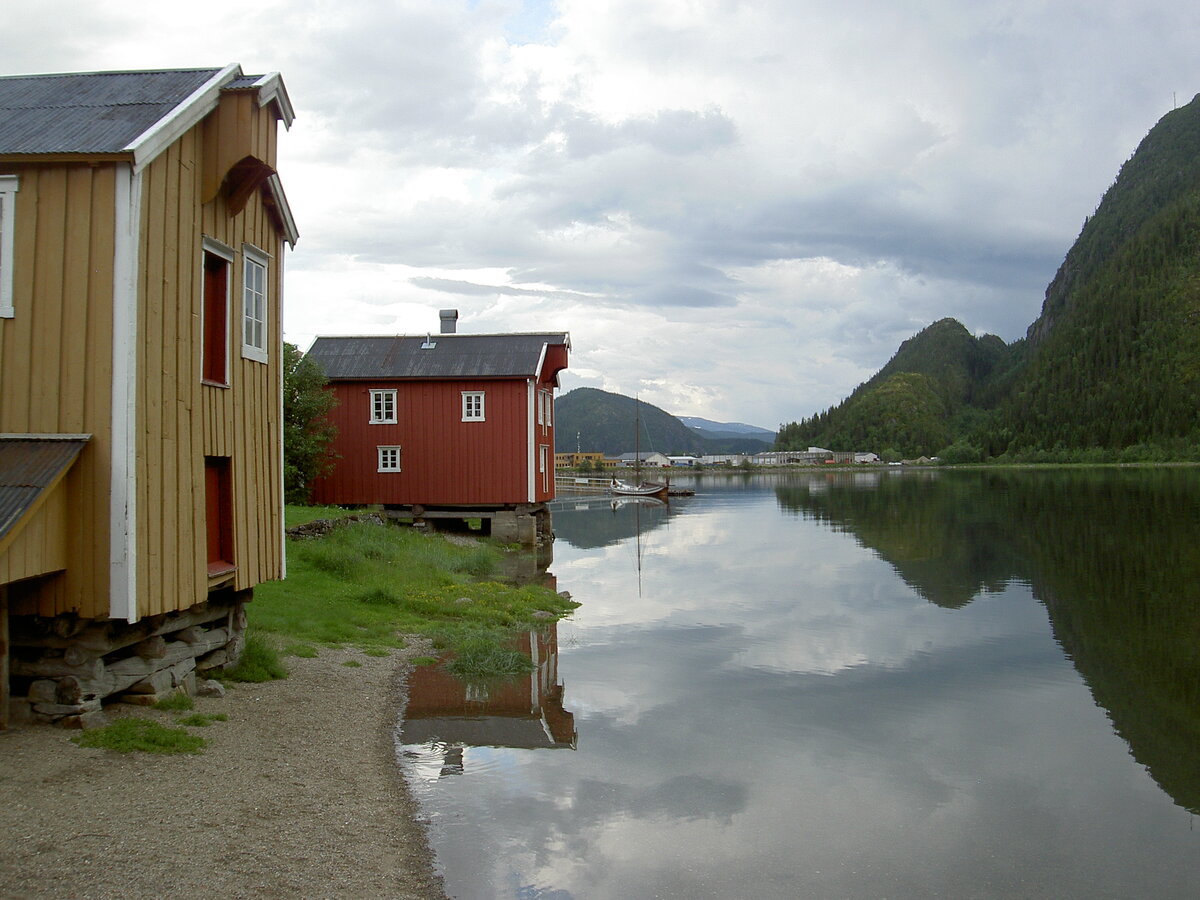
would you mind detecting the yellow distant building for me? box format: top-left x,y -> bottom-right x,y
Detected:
555,452 -> 615,469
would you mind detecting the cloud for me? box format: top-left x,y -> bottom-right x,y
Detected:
8,0 -> 1200,425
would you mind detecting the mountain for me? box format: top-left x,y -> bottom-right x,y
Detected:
677,416 -> 775,446
779,94 -> 1200,462
555,388 -> 769,456
777,318 -> 1015,457
677,416 -> 774,437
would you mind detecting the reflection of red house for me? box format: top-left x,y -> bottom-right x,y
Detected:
306,311 -> 569,544
402,626 -> 577,757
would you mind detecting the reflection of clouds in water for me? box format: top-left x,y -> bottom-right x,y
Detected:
422,477 -> 1200,899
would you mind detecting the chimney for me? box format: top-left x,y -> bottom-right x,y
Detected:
439,309 -> 459,334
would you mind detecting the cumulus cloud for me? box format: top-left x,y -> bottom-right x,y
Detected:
8,0 -> 1200,425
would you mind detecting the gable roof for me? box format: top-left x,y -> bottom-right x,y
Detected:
307,334 -> 570,380
0,65 -> 295,167
0,435 -> 88,544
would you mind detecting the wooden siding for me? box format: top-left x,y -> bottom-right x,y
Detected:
137,91 -> 284,617
311,378 -> 533,506
0,479 -> 69,585
0,164 -> 116,617
0,88 -> 286,622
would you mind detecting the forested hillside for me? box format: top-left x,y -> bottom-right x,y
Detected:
776,319 -> 1017,457
778,94 -> 1200,461
555,388 -> 769,456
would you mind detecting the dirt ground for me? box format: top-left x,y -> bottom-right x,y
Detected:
0,647 -> 448,899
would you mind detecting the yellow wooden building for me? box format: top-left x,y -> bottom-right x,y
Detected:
0,66 -> 298,726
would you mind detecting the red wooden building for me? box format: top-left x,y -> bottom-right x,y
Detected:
306,312 -> 569,543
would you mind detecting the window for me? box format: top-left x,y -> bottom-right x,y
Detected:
538,389 -> 553,429
370,389 -> 397,424
241,244 -> 269,363
377,446 -> 402,472
202,238 -> 233,385
0,175 -> 19,318
462,391 -> 485,422
544,390 -> 552,427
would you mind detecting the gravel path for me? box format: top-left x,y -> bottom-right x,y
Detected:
0,647 -> 447,899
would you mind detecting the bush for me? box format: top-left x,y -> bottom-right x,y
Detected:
936,440 -> 983,465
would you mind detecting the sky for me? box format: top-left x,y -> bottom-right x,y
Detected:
6,1 -> 1200,429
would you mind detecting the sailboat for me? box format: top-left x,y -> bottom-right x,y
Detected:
611,396 -> 669,499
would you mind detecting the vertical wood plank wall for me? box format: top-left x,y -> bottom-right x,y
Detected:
0,164 -> 116,617
0,484 -> 69,585
137,91 -> 284,618
0,88 -> 285,621
311,378 -> 531,506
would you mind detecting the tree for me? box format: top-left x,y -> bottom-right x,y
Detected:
282,342 -> 337,503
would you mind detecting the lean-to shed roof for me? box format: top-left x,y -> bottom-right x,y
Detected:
0,435 -> 89,543
307,334 -> 570,381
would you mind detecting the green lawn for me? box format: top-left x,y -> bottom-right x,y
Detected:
247,508 -> 578,677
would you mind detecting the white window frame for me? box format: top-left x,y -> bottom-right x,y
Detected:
369,389 -> 397,424
544,390 -> 553,427
0,175 -> 20,318
377,445 -> 402,472
462,391 -> 485,422
241,243 -> 269,363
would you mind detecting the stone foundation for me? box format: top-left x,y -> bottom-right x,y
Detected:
6,589 -> 250,728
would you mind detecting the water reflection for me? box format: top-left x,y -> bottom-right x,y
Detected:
773,467 -> 1200,813
401,623 -> 577,781
549,495 -> 674,549
400,470 -> 1200,899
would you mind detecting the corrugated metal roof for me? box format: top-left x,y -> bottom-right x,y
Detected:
307,334 -> 570,380
0,435 -> 88,542
0,68 -> 221,155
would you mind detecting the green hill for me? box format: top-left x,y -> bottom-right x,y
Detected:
777,319 -> 1014,458
778,94 -> 1200,462
555,388 -> 769,456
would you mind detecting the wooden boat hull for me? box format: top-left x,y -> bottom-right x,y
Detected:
610,478 -> 669,499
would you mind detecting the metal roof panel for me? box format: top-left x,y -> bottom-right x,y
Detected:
0,436 -> 88,542
307,334 -> 569,380
0,68 -> 221,155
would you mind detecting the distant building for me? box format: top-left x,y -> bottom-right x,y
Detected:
698,454 -> 750,466
306,313 -> 569,544
666,455 -> 699,467
616,452 -> 671,468
555,452 -> 612,470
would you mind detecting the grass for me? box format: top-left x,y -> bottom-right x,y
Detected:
245,506 -> 579,678
152,692 -> 195,712
219,633 -> 289,683
284,504 -> 361,530
71,718 -> 208,754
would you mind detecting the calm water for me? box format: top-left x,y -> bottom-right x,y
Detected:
397,468 -> 1200,899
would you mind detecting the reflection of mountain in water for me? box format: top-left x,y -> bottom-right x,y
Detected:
775,468 -> 1200,814
400,623 -> 576,776
551,497 -> 675,549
